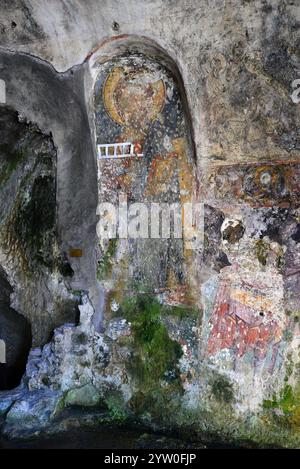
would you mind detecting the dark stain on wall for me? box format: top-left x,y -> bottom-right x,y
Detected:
0,267 -> 32,390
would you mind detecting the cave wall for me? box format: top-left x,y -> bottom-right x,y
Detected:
0,51 -> 99,346
0,103 -> 82,347
94,54 -> 198,313
0,0 -> 300,447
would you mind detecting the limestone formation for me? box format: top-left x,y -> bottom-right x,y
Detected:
0,0 -> 300,448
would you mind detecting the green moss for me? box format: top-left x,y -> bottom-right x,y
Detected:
105,392 -> 128,422
118,295 -> 183,418
263,382 -> 300,428
97,238 -> 118,280
263,385 -> 296,413
127,281 -> 154,294
2,173 -> 56,273
162,304 -> 200,320
0,148 -> 26,187
8,175 -> 56,269
211,374 -> 235,404
284,353 -> 294,383
120,295 -> 182,388
255,239 -> 269,266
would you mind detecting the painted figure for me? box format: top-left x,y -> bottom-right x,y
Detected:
95,57 -> 197,307
207,281 -> 284,372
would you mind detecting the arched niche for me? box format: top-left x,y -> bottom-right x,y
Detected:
86,35 -> 196,164
86,36 -> 199,320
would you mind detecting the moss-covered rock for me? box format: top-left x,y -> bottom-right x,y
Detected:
104,391 -> 128,422
115,295 -> 184,422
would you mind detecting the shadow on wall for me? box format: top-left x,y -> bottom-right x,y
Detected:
0,268 -> 32,390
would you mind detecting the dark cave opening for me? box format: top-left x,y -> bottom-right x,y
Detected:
0,269 -> 32,390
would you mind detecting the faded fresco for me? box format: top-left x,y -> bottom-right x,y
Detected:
200,157 -> 300,403
94,56 -> 197,313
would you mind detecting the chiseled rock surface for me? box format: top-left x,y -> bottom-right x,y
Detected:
25,296 -> 114,393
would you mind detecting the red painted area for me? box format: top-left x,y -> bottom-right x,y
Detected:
207,283 -> 283,369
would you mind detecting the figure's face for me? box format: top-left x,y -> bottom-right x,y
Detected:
103,66 -> 165,133
115,78 -> 156,130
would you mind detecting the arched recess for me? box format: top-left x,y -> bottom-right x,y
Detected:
85,35 -> 196,165
86,35 -> 200,321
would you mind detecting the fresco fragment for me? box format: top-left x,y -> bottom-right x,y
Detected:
94,55 -> 197,311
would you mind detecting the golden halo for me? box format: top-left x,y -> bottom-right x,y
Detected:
103,66 -> 165,126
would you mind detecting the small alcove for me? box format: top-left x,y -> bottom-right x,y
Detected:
88,36 -> 198,318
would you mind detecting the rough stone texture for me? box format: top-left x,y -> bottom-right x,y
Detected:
0,386 -> 25,416
0,0 -> 300,447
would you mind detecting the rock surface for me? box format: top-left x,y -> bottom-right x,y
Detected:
0,0 -> 300,448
